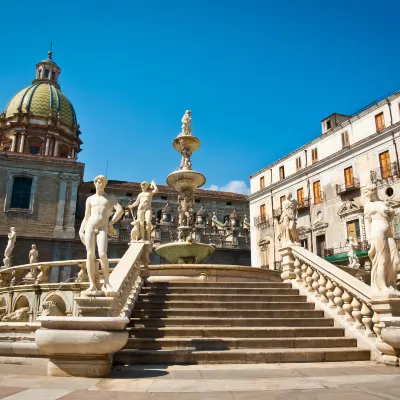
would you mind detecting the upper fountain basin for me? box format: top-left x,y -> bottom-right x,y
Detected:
166,170 -> 206,191
173,135 -> 201,153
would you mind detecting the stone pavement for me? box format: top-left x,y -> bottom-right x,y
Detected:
0,359 -> 398,399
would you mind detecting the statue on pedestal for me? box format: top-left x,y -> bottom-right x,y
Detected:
179,110 -> 192,136
347,237 -> 360,269
363,184 -> 400,292
79,175 -> 123,296
29,244 -> 39,264
128,181 -> 158,241
3,227 -> 16,268
279,193 -> 300,247
179,140 -> 192,170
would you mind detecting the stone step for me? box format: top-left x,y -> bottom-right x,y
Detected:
147,282 -> 291,288
129,317 -> 334,327
128,326 -> 344,338
141,287 -> 299,295
131,309 -> 324,318
138,294 -> 307,302
114,347 -> 371,365
126,337 -> 357,350
134,301 -> 314,310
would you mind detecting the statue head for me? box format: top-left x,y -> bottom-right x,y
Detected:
362,184 -> 379,202
10,227 -> 16,232
185,110 -> 191,117
286,193 -> 292,200
141,181 -> 150,192
31,244 -> 36,250
93,175 -> 108,192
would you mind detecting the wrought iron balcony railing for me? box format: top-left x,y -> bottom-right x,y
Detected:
336,178 -> 360,195
297,198 -> 310,210
370,162 -> 399,182
254,215 -> 270,228
272,208 -> 282,218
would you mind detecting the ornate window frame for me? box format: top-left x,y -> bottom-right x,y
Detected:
4,169 -> 38,214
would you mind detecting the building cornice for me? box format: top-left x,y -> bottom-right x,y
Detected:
249,122 -> 400,202
249,91 -> 400,179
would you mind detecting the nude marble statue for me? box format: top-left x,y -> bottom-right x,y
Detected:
279,193 -> 300,247
29,244 -> 39,264
128,181 -> 158,241
3,227 -> 16,268
363,184 -> 400,292
79,175 -> 123,296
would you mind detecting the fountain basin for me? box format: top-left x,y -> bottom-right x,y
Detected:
156,242 -> 215,264
172,135 -> 200,153
166,170 -> 206,191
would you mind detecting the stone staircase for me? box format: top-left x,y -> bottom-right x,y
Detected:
114,281 -> 370,365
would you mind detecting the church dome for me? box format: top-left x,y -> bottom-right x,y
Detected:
4,82 -> 77,128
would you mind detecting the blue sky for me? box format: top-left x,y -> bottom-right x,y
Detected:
1,0 -> 399,194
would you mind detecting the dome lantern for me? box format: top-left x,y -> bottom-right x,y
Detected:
32,43 -> 61,89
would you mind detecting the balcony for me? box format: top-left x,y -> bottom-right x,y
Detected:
336,178 -> 360,195
254,215 -> 270,228
370,162 -> 399,182
297,198 -> 310,210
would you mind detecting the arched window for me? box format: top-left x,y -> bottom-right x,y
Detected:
10,177 -> 33,209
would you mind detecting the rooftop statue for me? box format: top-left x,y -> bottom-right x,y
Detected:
3,227 -> 16,268
79,175 -> 123,296
280,193 -> 300,247
363,184 -> 400,292
128,181 -> 158,241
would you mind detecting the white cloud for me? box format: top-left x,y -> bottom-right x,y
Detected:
206,180 -> 250,195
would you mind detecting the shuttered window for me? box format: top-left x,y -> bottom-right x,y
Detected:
379,151 -> 391,179
279,166 -> 285,180
313,181 -> 321,205
344,166 -> 354,187
341,131 -> 350,148
260,176 -> 265,189
311,148 -> 318,164
375,112 -> 385,132
296,157 -> 302,171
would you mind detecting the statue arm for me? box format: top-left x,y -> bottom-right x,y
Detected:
129,195 -> 140,209
79,198 -> 91,244
110,202 -> 124,225
151,180 -> 158,194
364,205 -> 371,242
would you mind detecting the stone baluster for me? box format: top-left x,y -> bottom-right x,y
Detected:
311,270 -> 320,296
279,247 -> 296,282
361,302 -> 375,337
301,262 -> 308,287
305,265 -> 314,292
326,278 -> 335,308
36,265 -> 51,284
372,311 -> 384,342
333,282 -> 344,315
317,274 -> 328,302
341,289 -> 353,322
294,258 -> 302,282
351,297 -> 364,329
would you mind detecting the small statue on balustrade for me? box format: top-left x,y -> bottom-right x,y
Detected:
279,193 -> 300,247
79,175 -> 124,296
29,244 -> 39,264
3,227 -> 16,268
347,237 -> 360,269
363,184 -> 400,292
128,180 -> 158,241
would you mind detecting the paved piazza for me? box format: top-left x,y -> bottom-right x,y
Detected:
0,359 -> 398,399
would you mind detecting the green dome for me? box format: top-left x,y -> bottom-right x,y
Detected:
4,82 -> 77,128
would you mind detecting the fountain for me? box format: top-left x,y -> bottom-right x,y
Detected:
155,110 -> 215,263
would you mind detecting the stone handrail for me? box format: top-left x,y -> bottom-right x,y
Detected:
280,245 -> 400,366
0,259 -> 120,287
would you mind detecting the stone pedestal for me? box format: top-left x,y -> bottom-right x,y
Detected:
35,317 -> 129,377
279,246 -> 296,282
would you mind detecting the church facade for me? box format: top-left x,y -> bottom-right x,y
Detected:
0,51 -> 250,271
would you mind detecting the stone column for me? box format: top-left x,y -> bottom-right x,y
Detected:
45,136 -> 50,155
53,139 -> 59,157
10,134 -> 17,152
54,174 -> 68,238
65,176 -> 80,239
18,133 -> 26,153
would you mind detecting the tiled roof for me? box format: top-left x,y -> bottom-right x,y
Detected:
83,180 -> 248,201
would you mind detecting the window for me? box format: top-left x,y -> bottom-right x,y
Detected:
296,157 -> 302,171
341,131 -> 350,148
226,201 -> 232,206
126,192 -> 133,197
195,199 -> 201,203
311,148 -> 318,164
161,196 -> 168,200
260,204 -> 266,223
375,112 -> 385,132
297,188 -> 304,206
280,195 -> 286,209
347,220 -> 361,241
260,176 -> 265,189
300,238 -> 308,250
29,146 -> 40,155
44,69 -> 50,78
313,181 -> 321,204
316,235 -> 326,257
379,150 -> 391,179
326,120 -> 332,130
279,166 -> 285,180
391,215 -> 400,238
10,177 -> 32,209
344,166 -> 354,187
